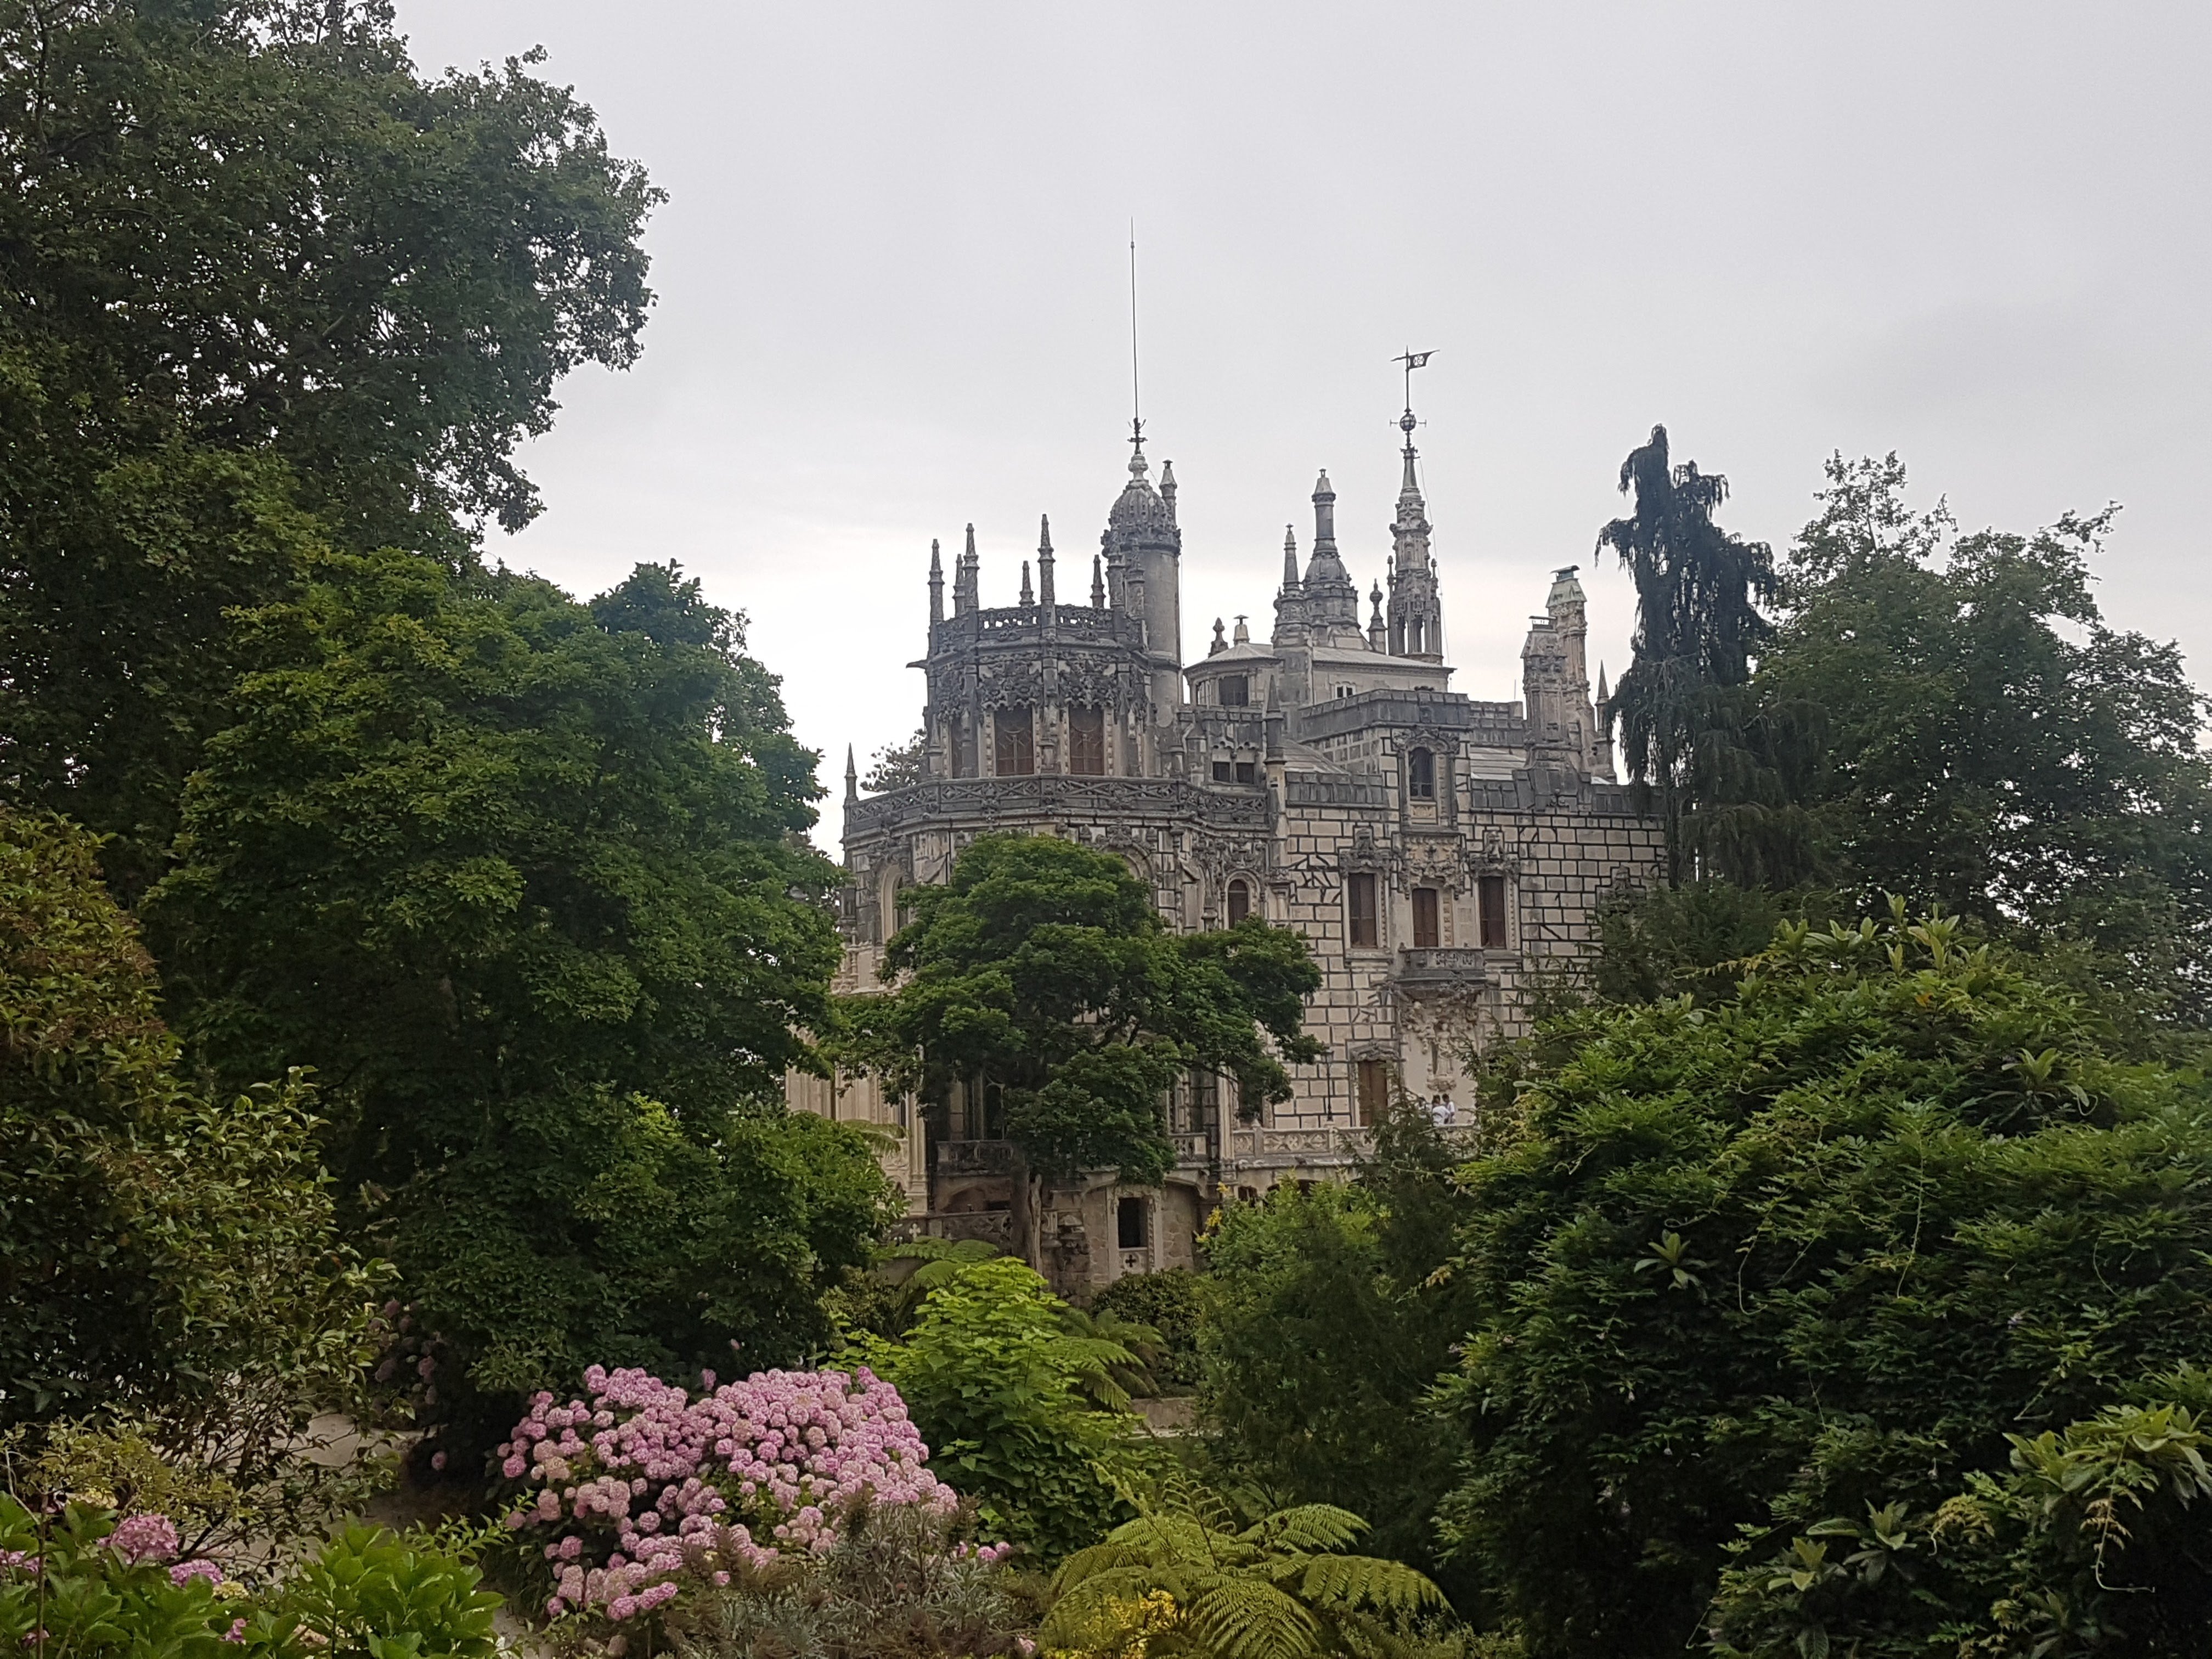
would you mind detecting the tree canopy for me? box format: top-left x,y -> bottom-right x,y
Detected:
1434,909 -> 2212,1657
845,833 -> 1322,1185
144,553 -> 895,1440
0,0 -> 659,896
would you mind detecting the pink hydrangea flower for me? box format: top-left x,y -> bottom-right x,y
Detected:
111,1514 -> 179,1566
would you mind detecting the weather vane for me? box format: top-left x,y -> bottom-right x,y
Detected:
1392,349 -> 1435,423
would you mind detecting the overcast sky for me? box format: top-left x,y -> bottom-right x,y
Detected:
398,2 -> 2212,846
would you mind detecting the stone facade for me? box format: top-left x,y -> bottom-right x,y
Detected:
788,410 -> 1662,1302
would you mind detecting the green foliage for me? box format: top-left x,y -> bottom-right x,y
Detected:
1199,1118 -> 1475,1595
860,729 -> 930,795
856,1259 -> 1144,1559
283,1526 -> 501,1659
1090,1271 -> 1204,1394
1709,1386 -> 2212,1656
1434,910 -> 2212,1658
0,0 -> 658,896
1042,1470 -> 1444,1659
1752,454 -> 2212,1030
145,553 -> 895,1445
0,1499 -> 498,1659
846,834 -> 1321,1184
0,810 -> 383,1548
1591,881 -> 1843,1006
1599,426 -> 1795,888
667,1498 -> 1042,1659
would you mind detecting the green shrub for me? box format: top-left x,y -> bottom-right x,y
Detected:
1089,1270 -> 1201,1393
0,1498 -> 498,1659
856,1259 -> 1146,1559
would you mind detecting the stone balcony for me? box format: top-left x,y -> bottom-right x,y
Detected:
1393,946 -> 1489,988
888,1210 -> 1015,1248
931,1138 -> 1018,1177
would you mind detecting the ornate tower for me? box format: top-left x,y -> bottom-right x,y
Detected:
1100,435 -> 1184,724
1386,409 -> 1444,662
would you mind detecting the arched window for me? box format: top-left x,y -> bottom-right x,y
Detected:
1408,618 -> 1425,655
1226,878 -> 1251,926
1408,747 -> 1436,800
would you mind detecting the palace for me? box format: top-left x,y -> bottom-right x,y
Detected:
787,404 -> 1663,1302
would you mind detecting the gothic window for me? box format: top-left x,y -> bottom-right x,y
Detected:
1413,886 -> 1440,949
1356,1058 -> 1390,1126
993,706 -> 1034,776
1408,748 -> 1436,800
1408,618 -> 1426,655
1211,760 -> 1232,782
1218,674 -> 1250,707
1234,760 -> 1257,785
1116,1195 -> 1148,1250
1479,874 -> 1509,949
1068,704 -> 1107,775
1347,872 -> 1379,949
1227,878 -> 1251,926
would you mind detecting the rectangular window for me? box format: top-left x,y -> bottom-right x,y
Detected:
1356,1058 -> 1390,1127
1479,874 -> 1508,949
1226,879 -> 1251,926
1348,872 -> 1379,949
1219,675 -> 1250,707
1211,760 -> 1232,782
1408,748 -> 1436,800
1068,704 -> 1106,775
992,706 -> 1034,776
954,719 -> 978,779
1413,887 -> 1440,949
1234,760 -> 1256,785
1116,1195 -> 1147,1250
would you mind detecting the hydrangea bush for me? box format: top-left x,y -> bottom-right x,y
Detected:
498,1364 -> 1007,1626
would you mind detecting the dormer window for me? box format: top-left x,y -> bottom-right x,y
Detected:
1218,675 -> 1250,707
1408,747 -> 1436,800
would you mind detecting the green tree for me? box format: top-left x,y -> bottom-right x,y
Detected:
1042,1470 -> 1444,1659
1599,426 -> 1797,887
145,554 -> 894,1444
0,809 -> 381,1548
856,1257 -> 1143,1559
1199,1104 -> 1476,1596
846,833 -> 1322,1190
0,0 -> 658,897
860,728 -> 929,794
1434,910 -> 2212,1659
1755,453 -> 2212,1029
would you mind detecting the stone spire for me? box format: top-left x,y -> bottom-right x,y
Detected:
1091,554 -> 1105,608
1272,526 -> 1306,645
1385,407 -> 1444,661
927,538 -> 944,624
1210,616 -> 1227,656
952,524 -> 979,616
843,744 -> 858,804
1036,515 -> 1055,605
1280,527 -> 1300,592
1160,459 -> 1177,523
1595,662 -> 1617,781
1299,471 -> 1363,644
1019,559 -> 1034,606
1368,582 -> 1387,651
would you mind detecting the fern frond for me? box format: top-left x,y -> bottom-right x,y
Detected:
1289,1551 -> 1445,1615
1241,1503 -> 1369,1554
1186,1577 -> 1321,1659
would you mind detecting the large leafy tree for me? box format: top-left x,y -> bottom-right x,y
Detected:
1433,910 -> 2212,1657
146,555 -> 894,1439
1600,426 -> 1796,887
0,0 -> 658,898
846,833 -> 1323,1188
1756,454 -> 2212,1028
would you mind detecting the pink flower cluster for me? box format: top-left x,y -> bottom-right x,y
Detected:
499,1364 -> 972,1624
111,1514 -> 180,1566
